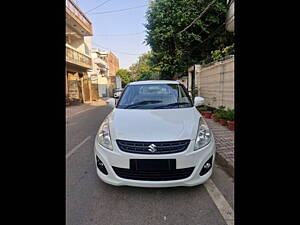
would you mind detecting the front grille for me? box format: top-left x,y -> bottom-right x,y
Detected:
112,166 -> 194,181
116,139 -> 190,154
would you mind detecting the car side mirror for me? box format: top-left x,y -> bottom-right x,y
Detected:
194,96 -> 204,107
106,98 -> 116,107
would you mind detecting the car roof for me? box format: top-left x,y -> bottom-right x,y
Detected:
128,80 -> 180,85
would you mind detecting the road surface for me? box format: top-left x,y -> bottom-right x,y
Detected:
66,104 -> 234,225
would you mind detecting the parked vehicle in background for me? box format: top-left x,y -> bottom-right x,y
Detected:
113,88 -> 123,98
95,80 -> 215,187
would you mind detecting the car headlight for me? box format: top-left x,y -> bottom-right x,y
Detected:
194,117 -> 211,150
97,118 -> 113,150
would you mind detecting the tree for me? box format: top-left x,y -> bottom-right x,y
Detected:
116,69 -> 131,87
129,51 -> 161,81
145,0 -> 234,79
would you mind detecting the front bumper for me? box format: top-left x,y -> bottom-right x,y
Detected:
94,137 -> 216,187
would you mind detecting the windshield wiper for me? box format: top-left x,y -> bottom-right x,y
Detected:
124,100 -> 162,109
153,102 -> 191,109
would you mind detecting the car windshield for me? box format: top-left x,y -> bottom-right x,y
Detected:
117,84 -> 193,109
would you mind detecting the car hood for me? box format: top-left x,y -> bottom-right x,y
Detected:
108,108 -> 200,141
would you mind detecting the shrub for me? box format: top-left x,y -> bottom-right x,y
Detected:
197,106 -> 208,112
214,105 -> 226,117
225,109 -> 234,122
211,44 -> 234,62
215,110 -> 226,120
216,105 -> 226,112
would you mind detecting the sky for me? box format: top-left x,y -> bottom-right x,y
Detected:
75,0 -> 151,69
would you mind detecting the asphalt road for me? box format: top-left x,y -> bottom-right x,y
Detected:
66,105 -> 234,225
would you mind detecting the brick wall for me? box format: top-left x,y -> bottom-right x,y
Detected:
106,52 -> 119,96
107,52 -> 119,77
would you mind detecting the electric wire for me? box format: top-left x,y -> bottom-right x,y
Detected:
93,31 -> 145,37
92,41 -> 144,56
178,0 -> 217,34
85,0 -> 113,14
89,4 -> 148,15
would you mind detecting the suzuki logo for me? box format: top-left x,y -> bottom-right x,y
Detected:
148,144 -> 157,153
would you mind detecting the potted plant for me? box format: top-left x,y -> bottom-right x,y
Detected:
226,109 -> 234,131
204,103 -> 213,119
211,113 -> 218,122
203,110 -> 212,119
218,111 -> 227,126
213,106 -> 226,123
197,106 -> 212,118
211,109 -> 219,122
212,112 -> 219,122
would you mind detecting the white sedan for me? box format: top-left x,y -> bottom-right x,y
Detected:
113,89 -> 123,98
95,80 -> 215,187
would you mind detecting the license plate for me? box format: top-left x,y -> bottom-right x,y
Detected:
130,159 -> 176,171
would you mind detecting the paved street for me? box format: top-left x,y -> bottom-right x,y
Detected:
66,105 -> 234,225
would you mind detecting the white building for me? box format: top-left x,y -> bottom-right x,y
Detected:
89,49 -> 110,97
116,76 -> 122,89
66,0 -> 93,102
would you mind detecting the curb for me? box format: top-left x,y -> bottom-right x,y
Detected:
215,152 -> 234,177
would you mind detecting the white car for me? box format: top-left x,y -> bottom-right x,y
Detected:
94,80 -> 215,187
113,89 -> 123,98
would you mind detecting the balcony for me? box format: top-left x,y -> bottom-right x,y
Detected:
94,58 -> 108,67
66,0 -> 93,36
66,45 -> 92,70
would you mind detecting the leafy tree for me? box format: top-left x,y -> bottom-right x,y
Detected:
129,51 -> 161,81
145,0 -> 234,79
116,69 -> 131,87
211,44 -> 234,61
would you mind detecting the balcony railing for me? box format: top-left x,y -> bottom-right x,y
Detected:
94,57 -> 108,67
66,45 -> 92,69
66,0 -> 92,35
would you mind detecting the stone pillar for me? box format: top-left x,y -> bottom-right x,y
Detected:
194,64 -> 201,96
188,71 -> 192,92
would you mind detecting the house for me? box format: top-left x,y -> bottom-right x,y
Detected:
66,0 -> 93,103
116,76 -> 122,89
106,52 -> 120,97
89,49 -> 110,98
89,49 -> 122,97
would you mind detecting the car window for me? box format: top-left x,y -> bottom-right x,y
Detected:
117,84 -> 193,109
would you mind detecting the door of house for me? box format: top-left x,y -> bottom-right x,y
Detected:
81,74 -> 90,102
77,80 -> 83,102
